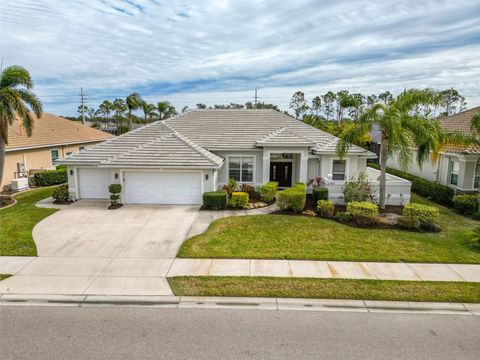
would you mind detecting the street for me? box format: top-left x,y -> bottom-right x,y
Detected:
1,305 -> 479,359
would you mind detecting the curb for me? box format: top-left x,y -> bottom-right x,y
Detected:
0,294 -> 479,315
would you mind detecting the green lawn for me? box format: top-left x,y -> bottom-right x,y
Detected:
0,187 -> 58,256
178,194 -> 480,263
168,276 -> 480,303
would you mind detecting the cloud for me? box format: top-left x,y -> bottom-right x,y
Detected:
1,0 -> 479,115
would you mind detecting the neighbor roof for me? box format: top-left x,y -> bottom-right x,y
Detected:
6,113 -> 113,151
438,107 -> 480,154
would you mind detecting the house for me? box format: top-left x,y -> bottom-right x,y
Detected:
2,113 -> 113,190
387,107 -> 480,193
59,109 -> 411,205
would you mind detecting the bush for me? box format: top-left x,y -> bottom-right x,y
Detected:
240,183 -> 255,198
294,183 -> 307,192
203,191 -> 228,210
258,181 -> 278,203
222,178 -> 239,197
312,187 -> 328,204
33,168 -> 67,186
343,171 -> 374,203
403,203 -> 439,226
317,200 -> 334,218
336,211 -> 352,223
52,184 -> 70,203
231,192 -> 249,209
368,163 -> 454,205
347,201 -> 379,225
472,211 -> 480,220
397,215 -> 421,230
109,183 -> 121,206
453,194 -> 478,215
277,186 -> 306,212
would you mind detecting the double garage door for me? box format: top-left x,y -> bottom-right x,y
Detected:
78,169 -> 202,204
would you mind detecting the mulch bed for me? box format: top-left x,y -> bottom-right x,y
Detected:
0,195 -> 15,209
108,204 -> 124,210
52,200 -> 74,205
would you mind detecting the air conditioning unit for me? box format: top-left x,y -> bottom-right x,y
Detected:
11,177 -> 29,191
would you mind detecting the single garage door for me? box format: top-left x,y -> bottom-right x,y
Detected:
78,168 -> 111,199
124,171 -> 202,204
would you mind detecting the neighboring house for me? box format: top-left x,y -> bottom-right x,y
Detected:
387,107 -> 480,193
59,109 -> 410,205
2,113 -> 113,190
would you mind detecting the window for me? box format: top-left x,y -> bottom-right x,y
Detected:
50,149 -> 59,164
332,159 -> 346,181
79,146 -> 85,151
449,160 -> 459,186
270,153 -> 293,160
228,156 -> 254,182
66,152 -> 72,156
474,161 -> 480,188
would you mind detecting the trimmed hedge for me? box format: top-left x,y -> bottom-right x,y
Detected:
277,186 -> 306,212
403,203 -> 439,226
33,168 -> 67,186
347,201 -> 379,225
203,191 -> 228,210
368,163 -> 454,205
453,194 -> 478,215
52,184 -> 70,202
258,181 -> 278,203
312,187 -> 328,204
109,183 -> 122,206
231,192 -> 249,209
317,199 -> 334,218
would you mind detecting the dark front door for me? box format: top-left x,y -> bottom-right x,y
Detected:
270,162 -> 292,187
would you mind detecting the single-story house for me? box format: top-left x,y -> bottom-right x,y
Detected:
387,107 -> 480,193
59,109 -> 411,205
2,113 -> 113,190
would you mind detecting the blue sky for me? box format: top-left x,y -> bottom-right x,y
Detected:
1,0 -> 479,116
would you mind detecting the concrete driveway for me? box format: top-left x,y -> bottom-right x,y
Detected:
0,200 -> 199,296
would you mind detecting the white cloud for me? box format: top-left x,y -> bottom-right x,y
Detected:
1,0 -> 479,115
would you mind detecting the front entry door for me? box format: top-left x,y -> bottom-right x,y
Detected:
270,162 -> 292,187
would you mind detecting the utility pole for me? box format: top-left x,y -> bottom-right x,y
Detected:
446,87 -> 453,116
253,89 -> 259,109
80,87 -> 86,125
0,57 -> 4,72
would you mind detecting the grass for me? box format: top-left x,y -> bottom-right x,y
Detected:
178,194 -> 480,263
0,187 -> 58,256
168,276 -> 480,303
0,274 -> 11,281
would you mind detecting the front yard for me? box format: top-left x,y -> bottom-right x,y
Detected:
178,194 -> 480,264
0,187 -> 58,256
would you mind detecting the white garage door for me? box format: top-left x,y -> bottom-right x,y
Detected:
124,171 -> 202,204
78,168 -> 111,199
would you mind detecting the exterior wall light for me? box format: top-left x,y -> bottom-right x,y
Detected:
115,173 -> 119,179
69,169 -> 74,176
205,174 -> 209,180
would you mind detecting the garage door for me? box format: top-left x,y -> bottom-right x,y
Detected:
78,168 -> 111,199
124,171 -> 202,204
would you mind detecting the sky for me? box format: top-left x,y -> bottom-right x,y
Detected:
1,0 -> 479,116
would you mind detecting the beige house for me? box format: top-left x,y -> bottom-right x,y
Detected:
2,113 -> 113,190
387,107 -> 480,193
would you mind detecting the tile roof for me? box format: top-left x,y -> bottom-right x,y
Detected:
6,113 -> 113,151
255,127 -> 315,146
438,107 -> 480,154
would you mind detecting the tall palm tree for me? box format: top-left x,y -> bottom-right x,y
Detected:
156,101 -> 177,120
141,101 -> 158,124
113,98 -> 127,128
98,100 -> 114,129
126,92 -> 143,130
337,89 -> 443,209
0,65 -> 42,186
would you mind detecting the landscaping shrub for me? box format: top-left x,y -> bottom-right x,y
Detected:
231,192 -> 249,209
222,178 -> 238,197
52,184 -> 70,203
346,201 -> 379,225
312,187 -> 328,204
317,200 -> 334,218
472,211 -> 480,220
203,191 -> 228,210
368,163 -> 454,205
294,183 -> 307,192
453,194 -> 478,215
240,183 -> 255,198
108,184 -> 122,206
258,181 -> 278,203
343,171 -> 374,203
277,186 -> 306,212
336,211 -> 352,223
33,168 -> 67,186
397,215 -> 421,230
402,203 -> 439,226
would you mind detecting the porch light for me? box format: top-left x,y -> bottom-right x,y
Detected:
115,173 -> 119,179
69,169 -> 74,176
205,174 -> 209,180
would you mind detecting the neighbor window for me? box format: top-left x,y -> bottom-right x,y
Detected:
474,161 -> 480,188
79,146 -> 85,151
332,160 -> 346,181
66,152 -> 72,156
50,149 -> 59,164
449,160 -> 459,186
228,156 -> 254,182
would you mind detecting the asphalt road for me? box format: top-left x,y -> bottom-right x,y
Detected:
1,306 -> 479,359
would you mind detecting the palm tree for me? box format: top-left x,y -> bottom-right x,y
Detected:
141,101 -> 158,124
337,89 -> 444,209
0,65 -> 42,186
98,100 -> 114,129
156,101 -> 177,120
126,92 -> 143,130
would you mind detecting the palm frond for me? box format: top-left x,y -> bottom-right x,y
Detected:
0,65 -> 33,89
